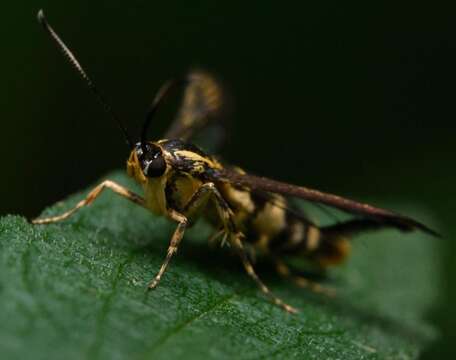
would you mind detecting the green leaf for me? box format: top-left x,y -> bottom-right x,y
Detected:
0,171 -> 441,360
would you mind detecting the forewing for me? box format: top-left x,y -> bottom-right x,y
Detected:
208,168 -> 439,236
165,70 -> 228,151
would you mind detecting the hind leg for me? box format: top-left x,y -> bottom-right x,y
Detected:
275,259 -> 336,297
231,238 -> 298,313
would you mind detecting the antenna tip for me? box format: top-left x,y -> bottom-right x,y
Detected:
37,9 -> 45,24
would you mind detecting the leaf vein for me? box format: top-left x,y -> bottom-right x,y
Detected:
140,290 -> 242,358
87,252 -> 135,359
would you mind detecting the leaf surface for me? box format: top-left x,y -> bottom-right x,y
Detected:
0,171 -> 441,360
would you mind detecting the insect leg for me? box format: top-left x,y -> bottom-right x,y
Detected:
231,237 -> 298,314
32,180 -> 145,224
183,183 -> 221,221
147,183 -> 220,290
184,182 -> 241,246
275,259 -> 336,297
190,184 -> 298,313
148,209 -> 188,289
149,182 -> 297,312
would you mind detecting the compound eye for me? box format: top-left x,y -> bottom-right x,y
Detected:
143,155 -> 166,177
137,143 -> 167,178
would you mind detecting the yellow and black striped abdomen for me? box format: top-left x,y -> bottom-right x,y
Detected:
219,182 -> 351,267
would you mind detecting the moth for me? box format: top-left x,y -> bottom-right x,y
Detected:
34,10 -> 437,313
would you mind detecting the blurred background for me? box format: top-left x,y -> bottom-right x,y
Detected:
1,1 -> 454,357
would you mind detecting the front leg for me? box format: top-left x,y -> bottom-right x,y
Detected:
33,180 -> 145,224
148,209 -> 188,289
147,182 -> 230,290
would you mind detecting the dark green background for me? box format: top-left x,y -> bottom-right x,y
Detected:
1,1 -> 454,357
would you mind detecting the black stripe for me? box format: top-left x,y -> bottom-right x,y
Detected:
165,174 -> 179,210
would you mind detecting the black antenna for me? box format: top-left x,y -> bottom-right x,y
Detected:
141,79 -> 182,150
37,10 -> 133,148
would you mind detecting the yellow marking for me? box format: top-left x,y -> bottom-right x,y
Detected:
256,234 -> 270,252
252,197 -> 287,239
174,150 -> 221,169
171,175 -> 203,210
224,186 -> 255,213
216,167 -> 256,228
336,237 -> 351,259
288,222 -> 305,247
317,236 -> 351,267
126,150 -> 147,184
143,176 -> 168,215
307,226 -> 321,251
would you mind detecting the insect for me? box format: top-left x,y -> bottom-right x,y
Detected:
34,10 -> 438,313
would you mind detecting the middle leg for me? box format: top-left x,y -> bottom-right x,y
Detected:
198,183 -> 298,313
